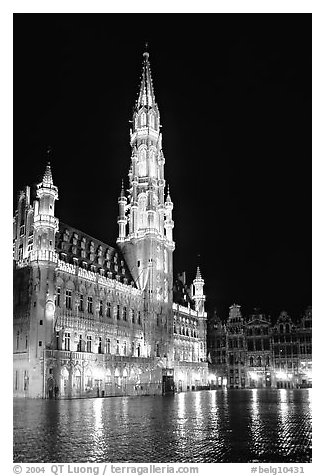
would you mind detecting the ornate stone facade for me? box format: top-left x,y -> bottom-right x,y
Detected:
13,49 -> 208,398
208,305 -> 312,389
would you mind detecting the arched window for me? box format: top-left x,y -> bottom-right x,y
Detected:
257,356 -> 262,367
138,193 -> 147,229
148,147 -> 156,177
285,324 -> 290,333
138,147 -> 147,177
250,356 -> 254,366
105,338 -> 110,354
140,112 -> 146,126
149,113 -> 155,128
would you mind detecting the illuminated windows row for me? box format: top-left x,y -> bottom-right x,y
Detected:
55,287 -> 142,324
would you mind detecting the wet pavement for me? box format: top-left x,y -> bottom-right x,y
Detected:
13,388 -> 312,463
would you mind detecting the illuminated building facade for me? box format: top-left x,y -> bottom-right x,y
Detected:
13,49 -> 208,398
208,305 -> 312,389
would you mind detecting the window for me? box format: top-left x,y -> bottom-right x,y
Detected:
131,341 -> 135,356
77,335 -> 83,352
87,296 -> 93,314
65,290 -> 72,309
105,338 -> 110,354
137,344 -> 141,357
250,357 -> 254,366
138,311 -> 141,325
156,343 -> 160,357
64,333 -> 70,351
79,294 -> 84,312
23,370 -> 29,391
107,302 -> 111,318
99,300 -> 103,317
123,307 -> 127,321
116,305 -> 120,320
131,309 -> 135,323
98,337 -> 102,354
39,320 -> 43,326
86,336 -> 92,353
27,237 -> 33,254
56,331 -> 60,350
15,370 -> 19,391
140,112 -> 146,126
56,287 -> 61,307
116,340 -> 120,355
39,341 -> 42,347
123,341 -> 127,356
25,335 -> 28,349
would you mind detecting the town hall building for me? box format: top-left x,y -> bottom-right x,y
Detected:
13,48 -> 209,398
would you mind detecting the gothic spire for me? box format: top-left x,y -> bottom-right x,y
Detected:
195,266 -> 203,281
42,162 -> 54,187
137,46 -> 156,109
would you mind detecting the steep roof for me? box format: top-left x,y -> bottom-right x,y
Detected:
55,222 -> 135,287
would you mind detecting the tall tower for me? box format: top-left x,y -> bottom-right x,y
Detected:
117,48 -> 175,358
30,163 -> 59,360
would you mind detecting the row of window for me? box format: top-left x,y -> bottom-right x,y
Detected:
173,326 -> 199,338
59,253 -> 128,277
211,334 -> 312,348
55,288 -> 142,323
57,333 -> 142,357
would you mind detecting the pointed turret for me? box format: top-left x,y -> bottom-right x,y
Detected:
42,162 -> 54,187
31,162 -> 59,263
195,266 -> 202,280
193,266 -> 206,314
117,179 -> 127,242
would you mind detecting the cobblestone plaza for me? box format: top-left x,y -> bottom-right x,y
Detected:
14,389 -> 312,463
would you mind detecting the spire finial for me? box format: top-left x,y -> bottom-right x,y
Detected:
144,42 -> 149,58
120,179 -> 125,197
166,184 -> 172,202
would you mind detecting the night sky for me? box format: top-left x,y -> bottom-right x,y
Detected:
13,13 -> 311,321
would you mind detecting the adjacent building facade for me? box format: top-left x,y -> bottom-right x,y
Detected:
208,305 -> 312,389
13,49 -> 208,398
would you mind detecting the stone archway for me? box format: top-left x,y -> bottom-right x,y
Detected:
73,367 -> 82,395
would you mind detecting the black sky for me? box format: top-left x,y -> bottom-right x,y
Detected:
13,13 -> 311,321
